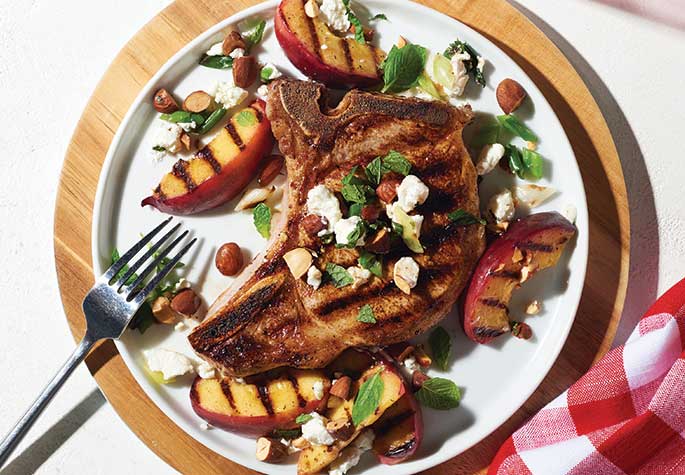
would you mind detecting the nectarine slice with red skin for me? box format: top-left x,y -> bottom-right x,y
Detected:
190,369 -> 330,437
275,0 -> 385,89
463,212 -> 577,344
142,100 -> 274,215
372,393 -> 423,465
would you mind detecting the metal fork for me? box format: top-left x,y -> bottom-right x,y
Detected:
0,218 -> 196,467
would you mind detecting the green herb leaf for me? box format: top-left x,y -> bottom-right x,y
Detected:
381,44 -> 427,93
295,414 -> 313,425
325,263 -> 354,288
357,304 -> 377,324
241,18 -> 266,49
365,157 -> 383,185
235,110 -> 257,127
260,67 -> 273,83
111,248 -> 138,285
129,301 -> 155,334
190,113 -> 206,127
199,54 -> 234,69
272,428 -> 301,439
152,145 -> 166,152
521,149 -> 544,180
359,251 -> 382,277
497,115 -> 538,143
382,150 -> 411,176
349,203 -> 362,217
415,377 -> 461,410
429,327 -> 452,371
343,219 -> 366,248
391,221 -> 404,237
253,203 -> 272,239
369,13 -> 388,21
352,370 -> 384,425
444,39 -> 485,87
321,233 -> 335,245
197,107 -> 227,135
505,144 -> 525,179
342,0 -> 365,45
447,209 -> 486,226
342,184 -> 371,205
160,110 -> 192,123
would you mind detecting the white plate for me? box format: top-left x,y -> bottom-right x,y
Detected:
90,1 -> 588,473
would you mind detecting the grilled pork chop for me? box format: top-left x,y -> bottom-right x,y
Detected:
189,79 -> 485,377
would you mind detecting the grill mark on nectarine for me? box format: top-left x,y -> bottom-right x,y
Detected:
197,148 -> 222,174
285,373 -> 307,408
220,379 -> 236,412
257,384 -> 275,415
373,410 -> 415,437
474,327 -> 506,339
480,297 -> 508,310
172,160 -> 195,191
225,121 -> 246,150
303,14 -> 321,58
250,105 -> 264,123
490,269 -> 520,280
340,38 -> 353,73
516,241 -> 554,253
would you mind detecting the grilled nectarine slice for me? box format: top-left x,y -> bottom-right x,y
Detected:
142,100 -> 274,215
463,212 -> 577,344
275,0 -> 385,88
372,393 -> 422,465
297,363 -> 406,475
190,369 -> 330,437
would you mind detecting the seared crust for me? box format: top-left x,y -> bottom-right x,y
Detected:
189,79 -> 485,377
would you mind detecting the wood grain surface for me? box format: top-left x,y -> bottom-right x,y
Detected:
53,0 -> 630,473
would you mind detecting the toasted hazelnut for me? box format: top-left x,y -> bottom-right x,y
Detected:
235,186 -> 275,211
151,296 -> 179,324
291,437 -> 311,450
527,141 -> 537,151
259,155 -> 285,186
152,88 -> 179,113
520,265 -> 535,283
256,437 -> 289,462
182,90 -> 213,113
304,0 -> 320,18
376,176 -> 401,204
326,418 -> 354,441
412,370 -> 430,391
222,30 -> 247,56
414,345 -> 432,367
511,321 -> 532,340
180,131 -> 195,151
525,300 -> 542,315
327,395 -> 344,409
283,248 -> 313,279
364,228 -> 391,254
216,243 -> 244,276
233,56 -> 258,88
330,376 -> 352,400
302,214 -> 326,236
360,204 -> 382,222
496,78 -> 527,114
397,36 -> 408,48
395,276 -> 412,295
170,288 -> 201,317
396,345 -> 415,363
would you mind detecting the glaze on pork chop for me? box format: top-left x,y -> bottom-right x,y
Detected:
189,79 -> 485,377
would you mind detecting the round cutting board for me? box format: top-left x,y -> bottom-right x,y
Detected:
53,0 -> 630,473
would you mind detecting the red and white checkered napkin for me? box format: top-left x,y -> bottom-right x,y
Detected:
489,278 -> 685,475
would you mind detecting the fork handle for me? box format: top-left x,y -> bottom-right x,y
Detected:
0,334 -> 97,467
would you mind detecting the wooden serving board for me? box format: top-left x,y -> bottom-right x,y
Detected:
53,0 -> 630,473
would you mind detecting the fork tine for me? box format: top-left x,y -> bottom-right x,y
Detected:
115,222 -> 182,290
104,217 -> 173,281
122,230 -> 190,298
130,237 -> 198,304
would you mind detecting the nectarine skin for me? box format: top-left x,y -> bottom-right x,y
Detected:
275,0 -> 383,89
142,100 -> 274,215
463,212 -> 577,344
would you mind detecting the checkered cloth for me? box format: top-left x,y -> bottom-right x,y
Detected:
489,278 -> 685,474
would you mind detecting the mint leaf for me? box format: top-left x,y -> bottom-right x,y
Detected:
429,327 -> 451,371
272,428 -> 301,439
444,39 -> 485,87
382,150 -> 411,176
497,114 -> 538,143
342,0 -> 365,45
241,18 -> 266,49
521,149 -> 543,180
415,377 -> 461,410
505,144 -> 525,179
295,414 -> 313,425
359,251 -> 382,277
349,203 -> 362,217
260,67 -> 273,83
357,304 -> 377,324
152,145 -> 166,152
253,203 -> 271,239
369,13 -> 388,21
343,219 -> 366,248
235,110 -> 256,127
381,44 -> 427,93
160,111 -> 192,123
199,54 -> 233,69
352,370 -> 384,425
325,263 -> 353,288
365,157 -> 383,185
447,209 -> 486,226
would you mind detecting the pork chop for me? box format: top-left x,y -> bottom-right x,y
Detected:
188,79 -> 485,377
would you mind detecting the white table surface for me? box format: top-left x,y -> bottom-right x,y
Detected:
0,0 -> 683,473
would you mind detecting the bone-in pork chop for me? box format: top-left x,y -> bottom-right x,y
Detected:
188,79 -> 485,377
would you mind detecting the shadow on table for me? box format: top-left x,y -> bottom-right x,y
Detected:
0,389 -> 106,475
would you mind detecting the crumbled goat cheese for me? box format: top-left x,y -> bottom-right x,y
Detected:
199,422 -> 211,430
197,361 -> 216,379
280,438 -> 301,455
213,81 -> 248,110
394,257 -> 420,290
450,52 -> 472,97
319,0 -> 351,32
562,204 -> 577,224
476,143 -> 505,175
488,189 -> 516,223
206,41 -> 224,56
321,44 -> 329,50
261,63 -> 283,81
347,266 -> 372,289
403,355 -> 419,372
334,216 -> 365,246
229,47 -> 245,59
328,430 -> 375,475
313,381 -> 325,400
477,55 -> 485,73
397,175 -> 430,212
307,265 -> 323,290
257,84 -> 269,99
178,121 -> 196,133
145,349 -> 194,380
307,185 -> 342,234
399,86 -> 435,101
235,377 -> 246,384
152,122 -> 183,158
411,214 -> 424,239
301,412 -> 335,446
174,321 -> 187,332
